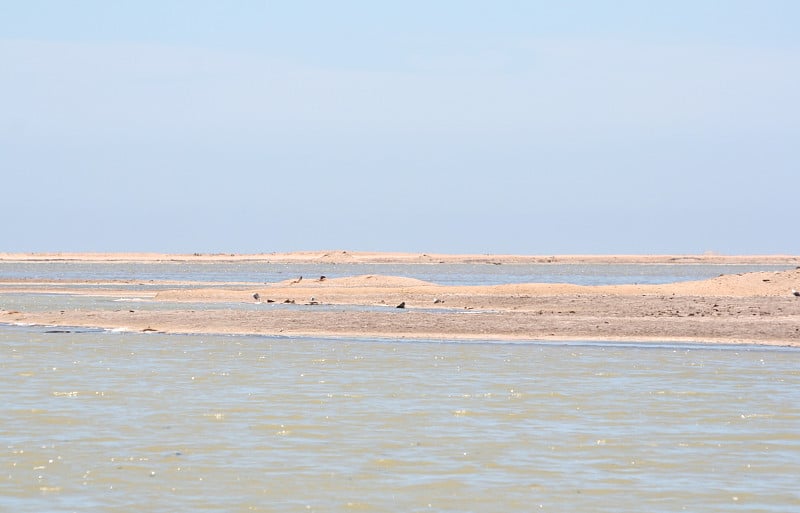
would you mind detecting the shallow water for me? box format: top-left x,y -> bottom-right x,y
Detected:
0,261 -> 793,286
2,326 -> 798,513
2,262 -> 799,511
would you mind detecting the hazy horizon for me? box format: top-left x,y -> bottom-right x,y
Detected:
3,2 -> 798,255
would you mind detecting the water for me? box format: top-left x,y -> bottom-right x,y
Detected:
2,328 -> 799,512
2,263 -> 799,512
0,261 -> 793,286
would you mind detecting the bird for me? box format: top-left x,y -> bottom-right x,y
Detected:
396,301 -> 406,309
253,293 -> 260,301
792,289 -> 800,297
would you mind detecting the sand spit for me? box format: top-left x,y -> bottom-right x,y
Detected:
1,251 -> 799,265
2,261 -> 800,346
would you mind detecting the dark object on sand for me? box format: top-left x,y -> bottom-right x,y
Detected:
793,289 -> 800,297
396,302 -> 406,309
319,276 -> 327,281
253,293 -> 260,301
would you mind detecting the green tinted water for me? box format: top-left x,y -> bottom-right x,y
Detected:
2,328 -> 798,512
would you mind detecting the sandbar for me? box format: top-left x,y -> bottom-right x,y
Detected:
2,253 -> 799,346
1,250 -> 799,265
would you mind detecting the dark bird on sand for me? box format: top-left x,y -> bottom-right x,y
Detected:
253,293 -> 260,301
396,301 -> 406,309
793,289 -> 800,297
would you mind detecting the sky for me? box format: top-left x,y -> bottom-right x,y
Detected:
1,1 -> 798,254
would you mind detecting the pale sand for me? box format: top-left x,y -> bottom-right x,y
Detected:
2,253 -> 799,346
1,250 -> 799,265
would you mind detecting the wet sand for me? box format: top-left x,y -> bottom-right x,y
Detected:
2,253 -> 800,346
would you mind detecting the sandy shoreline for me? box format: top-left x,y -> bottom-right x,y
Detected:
2,254 -> 799,346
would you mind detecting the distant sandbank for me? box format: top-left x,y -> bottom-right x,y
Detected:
2,255 -> 799,347
1,251 -> 799,265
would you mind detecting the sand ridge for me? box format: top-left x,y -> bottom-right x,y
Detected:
1,251 -> 799,265
2,260 -> 800,346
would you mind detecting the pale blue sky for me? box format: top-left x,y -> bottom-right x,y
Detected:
2,1 -> 798,254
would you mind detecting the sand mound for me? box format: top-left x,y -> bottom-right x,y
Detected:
273,274 -> 435,288
665,268 -> 800,297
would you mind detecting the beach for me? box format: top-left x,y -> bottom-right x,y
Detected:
2,252 -> 799,346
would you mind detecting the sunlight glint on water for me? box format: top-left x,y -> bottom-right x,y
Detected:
2,328 -> 799,512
